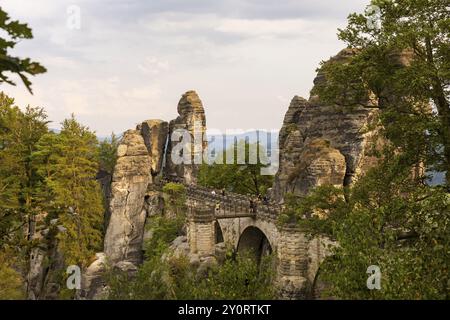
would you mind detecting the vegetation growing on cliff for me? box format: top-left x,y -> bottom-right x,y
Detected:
33,115 -> 105,267
0,93 -> 107,298
284,153 -> 450,299
98,133 -> 119,175
285,0 -> 450,299
312,0 -> 450,187
107,214 -> 275,300
162,182 -> 187,215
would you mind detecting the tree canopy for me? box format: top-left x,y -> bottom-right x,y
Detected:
286,0 -> 450,299
198,140 -> 273,196
312,0 -> 450,185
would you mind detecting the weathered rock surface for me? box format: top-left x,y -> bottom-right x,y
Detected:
104,129 -> 152,266
272,49 -> 381,202
26,213 -> 68,300
97,170 -> 112,231
284,139 -> 346,196
165,90 -> 207,184
137,119 -> 169,178
79,253 -> 108,300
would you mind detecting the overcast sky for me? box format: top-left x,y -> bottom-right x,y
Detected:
1,0 -> 369,136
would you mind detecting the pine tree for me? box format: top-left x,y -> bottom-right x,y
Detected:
0,93 -> 48,248
33,115 -> 104,267
98,132 -> 119,175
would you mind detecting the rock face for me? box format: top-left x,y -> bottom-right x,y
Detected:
26,217 -> 66,300
79,253 -> 107,300
137,119 -> 169,178
165,91 -> 207,184
83,91 -> 208,298
104,129 -> 152,266
272,50 -> 381,202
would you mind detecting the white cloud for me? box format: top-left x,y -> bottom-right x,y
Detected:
138,56 -> 170,75
124,85 -> 162,101
215,18 -> 312,37
0,0 -> 369,136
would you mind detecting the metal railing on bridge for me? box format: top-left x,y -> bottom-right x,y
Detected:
162,176 -> 282,220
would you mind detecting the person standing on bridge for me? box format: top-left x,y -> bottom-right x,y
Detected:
249,199 -> 256,213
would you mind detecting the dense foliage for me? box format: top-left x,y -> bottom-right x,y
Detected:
162,182 -> 187,215
198,140 -> 273,196
107,213 -> 275,300
0,93 -> 107,298
312,0 -> 449,185
0,249 -> 25,299
32,115 -> 104,267
0,93 -> 49,249
285,0 -> 450,299
283,153 -> 450,299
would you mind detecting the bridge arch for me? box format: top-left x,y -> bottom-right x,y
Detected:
236,226 -> 272,262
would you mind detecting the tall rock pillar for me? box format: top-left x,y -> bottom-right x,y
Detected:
165,90 -> 207,184
104,129 -> 152,267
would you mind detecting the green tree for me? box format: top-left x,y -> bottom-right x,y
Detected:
192,253 -> 275,300
143,214 -> 186,259
198,140 -> 273,196
285,151 -> 450,299
0,7 -> 46,94
0,249 -> 25,300
98,133 -> 119,175
312,0 -> 450,184
162,182 -> 187,215
107,248 -> 275,300
33,115 -> 104,267
285,0 -> 450,299
107,210 -> 275,300
0,94 -> 22,244
0,93 -> 48,249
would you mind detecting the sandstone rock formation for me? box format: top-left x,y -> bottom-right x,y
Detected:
83,91 -> 208,296
272,49 -> 381,202
79,253 -> 107,300
165,90 -> 207,184
103,129 -> 152,266
137,119 -> 169,178
26,217 -> 66,300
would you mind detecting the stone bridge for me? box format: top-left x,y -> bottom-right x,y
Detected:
180,182 -> 333,299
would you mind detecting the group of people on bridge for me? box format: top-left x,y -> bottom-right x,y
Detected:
210,188 -> 271,214
162,175 -> 281,217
